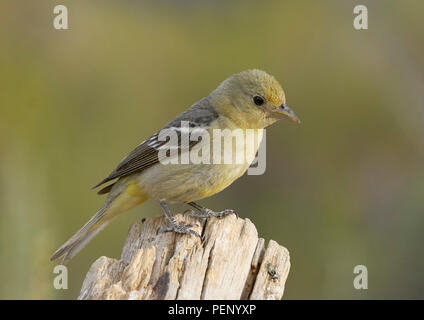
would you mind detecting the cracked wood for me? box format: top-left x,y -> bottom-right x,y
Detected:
78,213 -> 290,300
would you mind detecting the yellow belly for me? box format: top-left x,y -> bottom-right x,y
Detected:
136,161 -> 248,203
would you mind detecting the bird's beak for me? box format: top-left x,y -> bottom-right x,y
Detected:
273,103 -> 300,123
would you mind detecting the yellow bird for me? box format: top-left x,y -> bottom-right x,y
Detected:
51,69 -> 300,264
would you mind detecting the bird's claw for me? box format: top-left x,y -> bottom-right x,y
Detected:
157,223 -> 200,237
191,208 -> 238,219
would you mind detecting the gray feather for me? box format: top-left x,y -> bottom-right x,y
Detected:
93,97 -> 218,189
50,204 -> 110,264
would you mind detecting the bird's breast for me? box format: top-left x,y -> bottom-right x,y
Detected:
137,127 -> 264,203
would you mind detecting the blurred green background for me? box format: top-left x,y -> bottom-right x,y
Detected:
1,0 -> 423,299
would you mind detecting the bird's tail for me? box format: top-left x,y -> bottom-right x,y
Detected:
51,185 -> 148,264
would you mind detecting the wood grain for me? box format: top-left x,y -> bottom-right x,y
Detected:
78,213 -> 290,300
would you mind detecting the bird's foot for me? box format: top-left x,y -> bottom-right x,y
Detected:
159,199 -> 200,237
157,222 -> 200,237
190,208 -> 238,219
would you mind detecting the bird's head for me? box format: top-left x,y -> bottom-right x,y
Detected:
211,69 -> 300,128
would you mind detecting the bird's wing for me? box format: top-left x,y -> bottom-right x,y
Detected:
94,98 -> 218,192
93,131 -> 197,191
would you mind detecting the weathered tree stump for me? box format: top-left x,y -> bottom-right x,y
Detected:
78,213 -> 290,300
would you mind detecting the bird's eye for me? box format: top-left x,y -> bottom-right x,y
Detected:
253,96 -> 265,106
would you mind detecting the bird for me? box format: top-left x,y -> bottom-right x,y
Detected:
50,69 -> 300,264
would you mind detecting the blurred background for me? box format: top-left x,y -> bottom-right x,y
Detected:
1,0 -> 423,299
